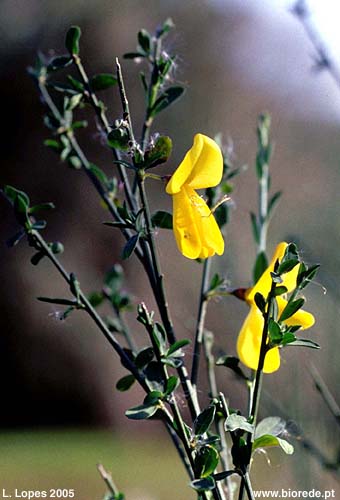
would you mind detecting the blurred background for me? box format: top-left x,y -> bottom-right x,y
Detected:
1,0 -> 340,498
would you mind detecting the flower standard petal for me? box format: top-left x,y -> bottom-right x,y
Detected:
186,134 -> 223,189
165,134 -> 223,194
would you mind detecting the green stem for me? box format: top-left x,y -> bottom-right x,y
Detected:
242,473 -> 255,500
249,280 -> 276,425
116,57 -> 137,148
191,258 -> 211,388
138,173 -> 200,420
258,161 -> 269,254
141,38 -> 161,150
97,464 -> 120,497
72,54 -> 137,213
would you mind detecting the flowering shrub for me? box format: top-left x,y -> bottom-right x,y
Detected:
3,20 -> 323,500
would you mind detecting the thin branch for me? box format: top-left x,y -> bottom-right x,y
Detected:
191,258 -> 211,388
292,1 -> 340,90
31,230 -> 147,390
97,463 -> 120,497
310,364 -> 340,428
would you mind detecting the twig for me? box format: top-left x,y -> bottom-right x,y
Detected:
310,364 -> 340,427
292,1 -> 340,90
191,258 -> 211,388
71,53 -> 137,212
30,230 -> 147,390
115,61 -> 200,420
97,463 -> 120,497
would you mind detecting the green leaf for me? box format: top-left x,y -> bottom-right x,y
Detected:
37,297 -> 77,306
167,339 -> 190,356
250,212 -> 259,245
151,211 -> 173,229
268,319 -> 282,343
144,390 -> 163,405
150,86 -> 185,117
47,55 -> 72,71
144,361 -> 165,392
65,25 -> 81,55
68,93 -> 83,110
90,73 -> 118,91
279,298 -> 305,322
157,18 -> 175,38
161,356 -> 182,368
123,52 -> 145,60
68,156 -> 82,169
49,242 -> 64,254
254,292 -> 266,313
31,251 -> 45,266
31,220 -> 47,230
194,405 -> 216,436
4,185 -> 30,210
164,375 -> 180,396
135,347 -> 154,369
215,355 -> 249,380
67,75 -> 84,92
145,136 -> 173,168
190,476 -> 216,492
208,273 -> 224,292
44,139 -> 61,151
107,128 -> 130,151
87,291 -> 104,308
255,417 -> 286,439
274,286 -> 288,296
213,470 -> 237,481
138,29 -> 151,53
116,374 -> 135,392
29,202 -> 55,214
277,258 -> 299,275
151,323 -> 167,356
297,264 -> 320,290
225,414 -> 254,433
253,251 -> 268,283
252,434 -> 294,455
267,191 -> 282,218
125,403 -> 159,420
281,332 -> 296,345
122,234 -> 140,260
89,163 -> 110,186
286,339 -> 320,349
214,203 -> 229,229
195,445 -> 219,478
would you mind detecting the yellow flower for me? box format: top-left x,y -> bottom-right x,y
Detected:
237,242 -> 315,373
166,134 -> 224,259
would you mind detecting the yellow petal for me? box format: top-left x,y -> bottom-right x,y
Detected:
166,134 -> 223,194
276,297 -> 315,329
171,187 -> 224,259
171,189 -> 202,259
185,187 -> 224,258
246,242 -> 299,303
237,305 -> 280,373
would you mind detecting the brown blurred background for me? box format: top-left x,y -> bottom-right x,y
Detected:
1,0 -> 340,497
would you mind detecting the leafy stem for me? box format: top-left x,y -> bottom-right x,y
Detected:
29,229 -> 147,389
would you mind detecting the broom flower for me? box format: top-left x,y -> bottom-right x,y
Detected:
237,242 -> 315,373
166,134 -> 224,259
